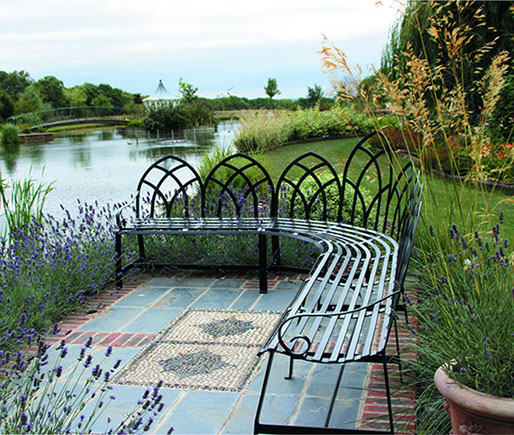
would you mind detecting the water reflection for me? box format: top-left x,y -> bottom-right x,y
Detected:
0,123 -> 237,220
1,142 -> 21,174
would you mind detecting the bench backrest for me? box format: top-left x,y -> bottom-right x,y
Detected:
134,132 -> 422,264
273,131 -> 420,236
274,152 -> 343,221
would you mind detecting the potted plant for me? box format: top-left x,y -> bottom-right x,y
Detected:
416,217 -> 514,434
435,364 -> 514,434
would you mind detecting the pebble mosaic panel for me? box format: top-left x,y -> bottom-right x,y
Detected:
114,309 -> 281,392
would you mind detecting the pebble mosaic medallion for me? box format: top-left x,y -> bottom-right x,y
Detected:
114,309 -> 281,392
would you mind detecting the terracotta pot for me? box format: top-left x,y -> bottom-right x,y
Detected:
435,364 -> 514,434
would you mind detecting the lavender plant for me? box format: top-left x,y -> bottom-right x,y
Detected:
0,200 -> 135,352
407,214 -> 514,432
415,215 -> 514,397
0,333 -> 171,434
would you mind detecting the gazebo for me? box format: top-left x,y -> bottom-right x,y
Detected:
143,80 -> 176,108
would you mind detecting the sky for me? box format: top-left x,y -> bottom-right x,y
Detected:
1,0 -> 401,99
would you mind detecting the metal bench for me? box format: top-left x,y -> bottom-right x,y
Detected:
114,131 -> 423,433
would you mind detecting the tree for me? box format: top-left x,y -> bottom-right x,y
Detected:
488,74 -> 514,142
0,90 -> 15,121
15,84 -> 51,114
91,94 -> 112,107
82,83 -> 100,106
97,84 -> 131,107
380,1 -> 514,124
178,78 -> 198,103
264,77 -> 281,108
0,70 -> 33,100
306,84 -> 324,107
36,76 -> 69,108
64,86 -> 88,107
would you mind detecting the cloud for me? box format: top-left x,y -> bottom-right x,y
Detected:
1,0 -> 400,97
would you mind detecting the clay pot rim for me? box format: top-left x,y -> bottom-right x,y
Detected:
435,363 -> 514,421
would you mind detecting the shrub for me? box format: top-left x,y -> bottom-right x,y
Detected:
180,101 -> 217,127
142,101 -> 216,133
142,103 -> 187,133
422,135 -> 474,176
1,124 -> 20,146
126,118 -> 143,128
233,106 -> 378,153
368,124 -> 422,153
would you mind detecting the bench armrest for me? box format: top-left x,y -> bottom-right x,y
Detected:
277,288 -> 401,358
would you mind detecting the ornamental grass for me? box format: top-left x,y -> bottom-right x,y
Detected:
320,1 -> 514,433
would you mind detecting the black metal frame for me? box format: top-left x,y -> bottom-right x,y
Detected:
114,131 -> 423,433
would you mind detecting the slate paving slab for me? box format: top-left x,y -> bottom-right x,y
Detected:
45,272 -> 415,434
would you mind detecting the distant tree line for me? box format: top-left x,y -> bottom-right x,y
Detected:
199,94 -> 334,112
0,71 -> 143,122
0,70 -> 336,124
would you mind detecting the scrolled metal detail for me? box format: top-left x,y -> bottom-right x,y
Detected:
277,329 -> 312,358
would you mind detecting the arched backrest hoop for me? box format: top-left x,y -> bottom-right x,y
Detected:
136,155 -> 203,218
274,152 -> 343,221
202,153 -> 275,218
341,131 -> 394,229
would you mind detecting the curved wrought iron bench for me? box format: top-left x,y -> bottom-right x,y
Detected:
114,131 -> 423,434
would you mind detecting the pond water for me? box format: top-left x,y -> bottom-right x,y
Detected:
0,123 -> 237,224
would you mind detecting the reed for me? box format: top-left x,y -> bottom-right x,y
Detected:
0,169 -> 54,237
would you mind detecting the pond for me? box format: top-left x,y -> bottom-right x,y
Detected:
0,123 -> 237,225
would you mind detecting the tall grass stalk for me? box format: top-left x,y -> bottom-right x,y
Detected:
233,106 -> 377,153
0,169 -> 54,237
320,2 -> 511,239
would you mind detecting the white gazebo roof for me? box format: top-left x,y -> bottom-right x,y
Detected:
144,80 -> 174,102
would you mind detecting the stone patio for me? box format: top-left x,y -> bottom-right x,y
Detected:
46,271 -> 416,434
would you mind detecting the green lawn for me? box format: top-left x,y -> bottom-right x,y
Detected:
259,138 -> 514,240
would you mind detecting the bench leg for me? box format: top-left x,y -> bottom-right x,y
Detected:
258,233 -> 268,294
393,316 -> 404,384
138,234 -> 146,262
115,232 -> 123,289
286,356 -> 294,379
325,363 -> 347,428
382,353 -> 396,434
254,352 -> 275,434
271,234 -> 281,266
